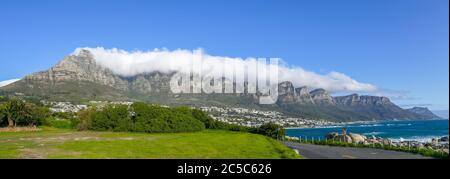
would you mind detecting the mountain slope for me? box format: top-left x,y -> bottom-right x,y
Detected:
432,110 -> 449,119
275,82 -> 433,121
406,107 -> 442,119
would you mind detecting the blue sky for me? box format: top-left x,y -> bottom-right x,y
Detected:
0,0 -> 448,110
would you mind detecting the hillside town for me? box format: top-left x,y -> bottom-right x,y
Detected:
199,106 -> 333,128
40,100 -> 332,128
42,101 -> 133,113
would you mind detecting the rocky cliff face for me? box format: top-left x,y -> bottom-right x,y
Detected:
278,81 -> 297,103
25,50 -> 127,89
295,86 -> 314,104
334,94 -> 393,106
276,83 -> 395,107
310,89 -> 335,105
273,82 -> 425,122
0,49 -> 438,121
277,84 -> 336,105
23,50 -> 171,94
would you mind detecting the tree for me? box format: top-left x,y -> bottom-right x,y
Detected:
1,99 -> 34,127
0,103 -> 5,125
0,96 -> 7,103
29,105 -> 51,126
75,108 -> 95,131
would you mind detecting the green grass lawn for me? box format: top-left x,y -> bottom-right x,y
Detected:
0,127 -> 301,159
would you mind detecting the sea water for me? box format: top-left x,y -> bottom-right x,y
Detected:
286,119 -> 449,142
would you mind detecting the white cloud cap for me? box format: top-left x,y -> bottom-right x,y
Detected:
73,47 -> 378,94
0,79 -> 20,87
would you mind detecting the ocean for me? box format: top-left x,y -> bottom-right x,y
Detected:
286,119 -> 449,142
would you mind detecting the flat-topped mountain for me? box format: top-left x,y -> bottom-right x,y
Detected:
0,50 -> 440,122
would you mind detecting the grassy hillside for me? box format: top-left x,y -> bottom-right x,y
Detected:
0,127 -> 300,159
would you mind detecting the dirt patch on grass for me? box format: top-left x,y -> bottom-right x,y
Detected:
1,131 -> 137,144
20,147 -> 82,159
0,127 -> 42,133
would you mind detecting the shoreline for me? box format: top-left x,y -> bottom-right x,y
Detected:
285,119 -> 449,144
285,118 -> 449,130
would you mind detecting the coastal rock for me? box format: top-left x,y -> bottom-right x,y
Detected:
326,132 -> 339,140
328,134 -> 353,143
339,135 -> 353,143
349,133 -> 366,144
382,139 -> 392,146
439,136 -> 449,142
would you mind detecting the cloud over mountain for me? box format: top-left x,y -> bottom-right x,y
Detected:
73,47 -> 378,94
0,79 -> 20,87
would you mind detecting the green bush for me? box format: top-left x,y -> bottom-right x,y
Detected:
74,108 -> 95,131
0,99 -> 51,127
192,109 -> 217,128
28,105 -> 51,126
0,104 -> 5,125
89,105 -> 130,131
75,103 -> 205,133
71,103 -> 287,140
256,123 -> 285,140
132,103 -> 204,133
52,112 -> 75,120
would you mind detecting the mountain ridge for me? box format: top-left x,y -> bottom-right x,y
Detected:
406,107 -> 442,119
0,50 -> 440,122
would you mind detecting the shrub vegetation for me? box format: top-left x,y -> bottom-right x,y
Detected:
1,98 -> 286,139
74,103 -> 205,133
0,98 -> 50,127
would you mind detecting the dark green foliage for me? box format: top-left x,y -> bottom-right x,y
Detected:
0,97 -> 286,140
76,103 -> 205,133
191,109 -> 218,129
90,105 -> 132,131
0,96 -> 8,103
1,99 -> 29,127
71,102 -> 288,139
75,103 -> 267,134
0,98 -> 51,127
0,104 -> 4,125
74,108 -> 95,131
52,112 -> 75,121
38,112 -> 76,129
0,99 -> 51,127
27,105 -> 51,126
131,103 -> 204,133
256,123 -> 285,140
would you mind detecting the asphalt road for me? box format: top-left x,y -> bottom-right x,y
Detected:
283,142 -> 432,159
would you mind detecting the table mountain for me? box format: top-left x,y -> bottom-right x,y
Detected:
0,50 -> 438,122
